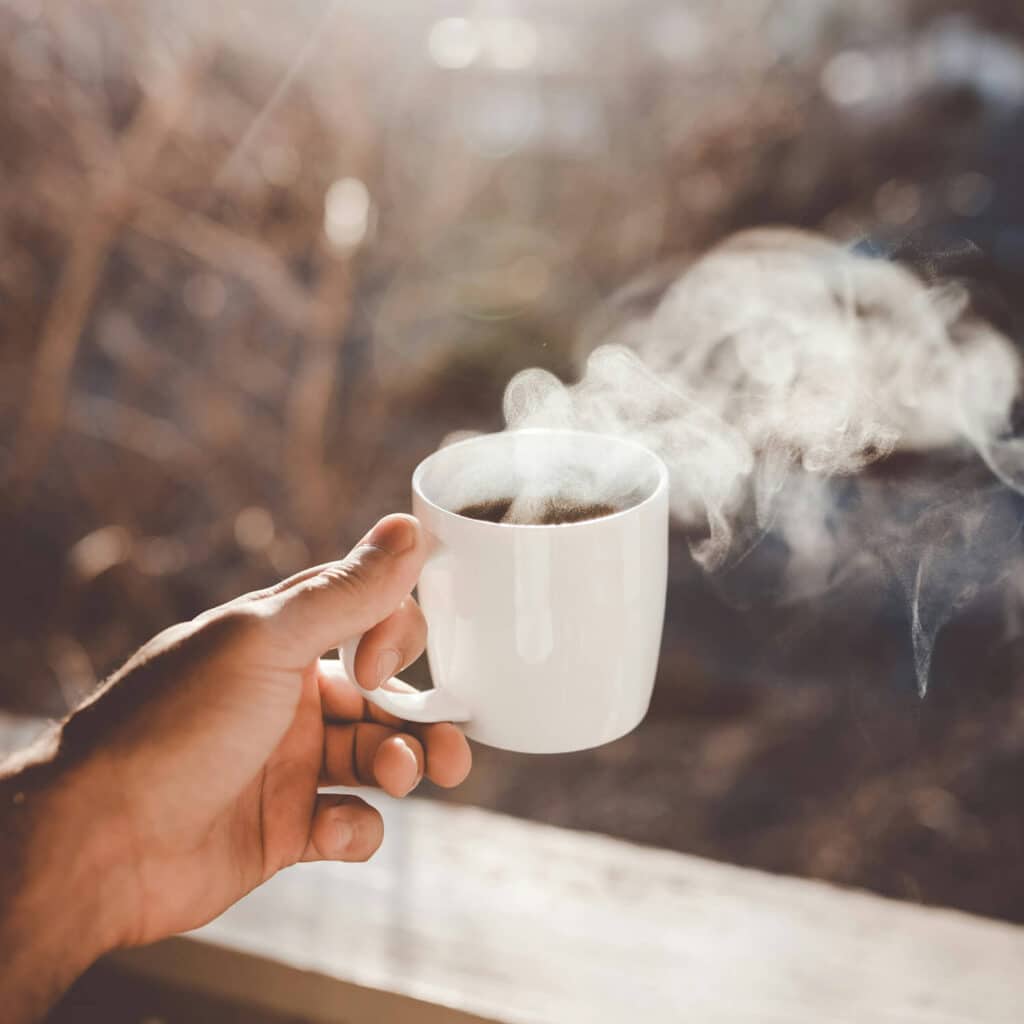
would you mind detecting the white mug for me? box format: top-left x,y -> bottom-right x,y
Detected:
343,429 -> 669,753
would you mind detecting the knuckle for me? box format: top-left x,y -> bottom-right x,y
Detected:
201,606 -> 268,649
315,560 -> 369,597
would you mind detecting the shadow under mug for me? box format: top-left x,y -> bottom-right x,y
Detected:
342,429 -> 669,753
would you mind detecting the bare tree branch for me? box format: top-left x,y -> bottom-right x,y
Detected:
12,55 -> 208,496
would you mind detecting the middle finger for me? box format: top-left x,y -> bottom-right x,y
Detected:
322,721 -> 425,797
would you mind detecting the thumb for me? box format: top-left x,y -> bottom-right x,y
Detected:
266,514 -> 425,666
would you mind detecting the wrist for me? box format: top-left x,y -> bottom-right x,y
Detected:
1,739 -> 135,1018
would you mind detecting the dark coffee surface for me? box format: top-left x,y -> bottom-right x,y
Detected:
456,497 -> 620,525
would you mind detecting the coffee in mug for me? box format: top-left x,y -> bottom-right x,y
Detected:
456,497 -> 624,525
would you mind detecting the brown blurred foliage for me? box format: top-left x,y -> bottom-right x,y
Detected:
3,0 -> 1024,921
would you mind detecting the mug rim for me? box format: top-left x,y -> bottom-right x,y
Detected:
411,428 -> 669,530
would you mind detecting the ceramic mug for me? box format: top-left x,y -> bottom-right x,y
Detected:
342,429 -> 669,753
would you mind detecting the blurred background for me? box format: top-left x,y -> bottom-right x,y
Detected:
3,0 -> 1024,942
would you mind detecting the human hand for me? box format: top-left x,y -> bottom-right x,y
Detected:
2,513 -> 470,1006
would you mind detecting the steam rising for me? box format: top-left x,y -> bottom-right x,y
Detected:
501,229 -> 1024,694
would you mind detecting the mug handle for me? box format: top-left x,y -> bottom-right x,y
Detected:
339,638 -> 472,724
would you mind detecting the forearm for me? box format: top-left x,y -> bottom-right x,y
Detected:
1,733 -> 127,1023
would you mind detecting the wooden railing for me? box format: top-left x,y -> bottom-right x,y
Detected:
5,712 -> 1023,1023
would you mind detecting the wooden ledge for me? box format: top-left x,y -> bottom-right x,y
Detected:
118,795 -> 1024,1023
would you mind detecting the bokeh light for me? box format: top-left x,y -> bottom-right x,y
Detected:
428,16 -> 480,69
324,177 -> 372,251
821,50 -> 876,106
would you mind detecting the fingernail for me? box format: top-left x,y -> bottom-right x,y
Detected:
335,818 -> 354,853
363,516 -> 417,555
376,649 -> 402,687
396,738 -> 422,795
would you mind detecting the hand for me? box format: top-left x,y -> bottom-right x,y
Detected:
0,514 -> 471,1019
